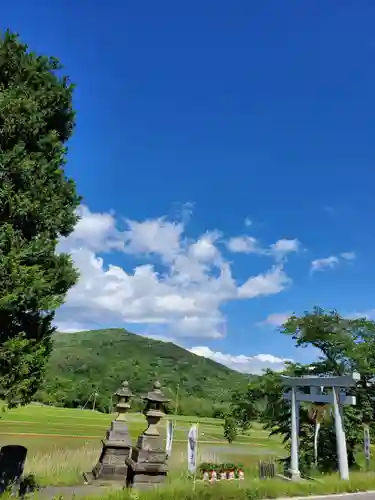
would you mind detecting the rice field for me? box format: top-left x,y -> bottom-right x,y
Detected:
0,403 -> 284,485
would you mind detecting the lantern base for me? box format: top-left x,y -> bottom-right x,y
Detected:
86,420 -> 132,482
136,433 -> 164,451
106,420 -> 132,445
125,460 -> 168,490
125,434 -> 168,489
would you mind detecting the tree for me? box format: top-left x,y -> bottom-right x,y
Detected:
0,31 -> 81,406
230,365 -> 345,474
229,308 -> 375,475
230,378 -> 261,431
283,307 -> 375,426
309,402 -> 330,467
281,307 -> 375,471
223,416 -> 237,443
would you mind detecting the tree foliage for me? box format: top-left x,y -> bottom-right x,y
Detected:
224,416 -> 237,443
229,308 -> 375,475
0,31 -> 81,406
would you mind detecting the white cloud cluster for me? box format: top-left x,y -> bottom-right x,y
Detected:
227,235 -> 300,261
310,251 -> 356,273
189,346 -> 290,374
227,235 -> 259,254
340,251 -> 356,261
269,239 -> 300,261
311,256 -> 339,273
56,205 -> 299,339
237,266 -> 291,299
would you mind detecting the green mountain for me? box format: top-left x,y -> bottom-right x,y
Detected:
36,328 -> 251,417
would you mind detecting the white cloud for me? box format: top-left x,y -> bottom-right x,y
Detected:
226,236 -> 260,254
189,346 -> 290,374
189,231 -> 221,262
55,320 -> 90,334
123,217 -> 184,261
244,217 -> 252,227
341,251 -> 356,261
310,251 -> 356,273
173,315 -> 225,339
56,205 -> 296,338
58,205 -> 123,253
311,256 -> 339,273
261,312 -> 292,327
238,266 -> 291,298
227,235 -> 300,261
268,238 -> 300,260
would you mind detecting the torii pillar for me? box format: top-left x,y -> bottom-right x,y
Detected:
282,373 -> 360,481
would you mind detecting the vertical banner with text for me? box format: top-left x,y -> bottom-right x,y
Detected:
166,419 -> 174,458
187,424 -> 198,474
364,425 -> 371,467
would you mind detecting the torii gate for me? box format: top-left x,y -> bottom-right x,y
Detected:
281,373 -> 360,481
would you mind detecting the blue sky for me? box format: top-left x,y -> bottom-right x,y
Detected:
3,1 -> 375,373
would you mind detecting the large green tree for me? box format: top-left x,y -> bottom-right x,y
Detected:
281,308 -> 375,471
229,308 -> 375,475
0,31 -> 81,406
283,307 -> 375,425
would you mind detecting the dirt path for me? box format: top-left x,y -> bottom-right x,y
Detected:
27,484 -> 122,499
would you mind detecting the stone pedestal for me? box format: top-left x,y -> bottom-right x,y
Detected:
91,420 -> 132,481
126,434 -> 168,490
126,381 -> 170,490
84,381 -> 133,484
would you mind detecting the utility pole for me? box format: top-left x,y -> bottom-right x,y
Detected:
174,383 -> 180,423
92,391 -> 98,411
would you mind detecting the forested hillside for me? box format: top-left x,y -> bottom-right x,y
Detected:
35,328 -> 251,417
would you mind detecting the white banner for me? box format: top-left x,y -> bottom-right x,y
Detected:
166,420 -> 174,458
187,424 -> 198,474
364,425 -> 370,461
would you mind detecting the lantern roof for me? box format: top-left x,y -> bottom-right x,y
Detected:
143,381 -> 170,403
115,380 -> 132,398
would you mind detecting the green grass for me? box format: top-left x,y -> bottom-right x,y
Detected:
0,404 -> 283,486
15,473 -> 375,500
117,474 -> 375,499
2,404 -> 375,498
4,403 -> 375,497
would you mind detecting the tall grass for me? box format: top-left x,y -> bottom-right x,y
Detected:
25,445 -> 99,486
14,438 -> 375,499
24,443 -> 375,499
24,442 -> 224,486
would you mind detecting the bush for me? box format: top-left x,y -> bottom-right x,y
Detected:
223,416 -> 237,443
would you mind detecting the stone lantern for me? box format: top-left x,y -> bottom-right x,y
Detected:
126,381 -> 170,489
84,381 -> 133,484
143,380 -> 170,436
115,381 -> 132,421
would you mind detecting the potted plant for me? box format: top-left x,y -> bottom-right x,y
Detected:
199,462 -> 210,480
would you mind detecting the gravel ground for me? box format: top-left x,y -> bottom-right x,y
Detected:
26,484 -> 122,499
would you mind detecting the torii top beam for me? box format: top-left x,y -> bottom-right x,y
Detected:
281,373 -> 360,388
